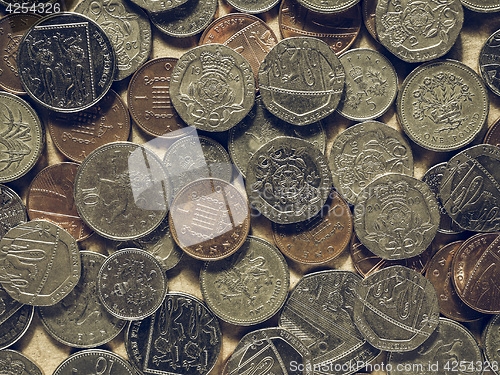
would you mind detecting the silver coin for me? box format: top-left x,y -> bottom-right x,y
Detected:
0,349 -> 43,375
459,0 -> 500,12
483,315 -> 500,375
0,185 -> 26,240
226,0 -> 280,13
296,0 -> 360,13
52,349 -> 135,375
129,0 -> 189,13
481,29 -> 500,97
0,285 -> 33,350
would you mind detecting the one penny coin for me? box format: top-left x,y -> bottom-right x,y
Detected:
484,116 -> 500,147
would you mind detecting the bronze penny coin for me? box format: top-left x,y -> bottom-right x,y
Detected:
279,0 -> 361,55
199,13 -> 278,84
128,57 -> 187,137
452,232 -> 500,314
26,162 -> 93,241
0,13 -> 41,94
169,178 -> 250,260
273,189 -> 353,264
426,241 -> 484,322
48,89 -> 131,163
485,116 -> 500,147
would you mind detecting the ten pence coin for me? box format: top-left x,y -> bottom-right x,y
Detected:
0,184 -> 26,240
483,315 -> 500,375
0,350 -> 43,375
52,349 -> 135,375
484,116 -> 500,147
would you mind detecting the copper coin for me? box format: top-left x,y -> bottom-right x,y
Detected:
0,13 -> 41,94
485,116 -> 500,147
425,241 -> 484,322
199,13 -> 278,84
272,189 -> 353,264
350,235 -> 431,277
169,178 -> 250,260
362,0 -> 377,41
48,89 -> 130,163
127,57 -> 187,137
452,232 -> 500,314
279,0 -> 361,55
26,162 -> 93,241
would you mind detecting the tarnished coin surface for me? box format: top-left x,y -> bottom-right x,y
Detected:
225,327 -> 313,375
228,96 -> 326,178
439,144 -> 500,232
0,220 -> 80,306
38,251 -> 126,348
0,185 -> 26,240
354,174 -> 440,260
353,265 -> 440,352
459,0 -> 500,12
337,49 -> 398,121
259,37 -> 345,126
279,270 -> 380,374
485,117 -> 500,147
452,232 -> 500,314
129,0 -> 189,13
98,248 -> 167,320
17,12 -> 116,112
52,349 -> 135,375
226,0 -> 280,13
480,29 -> 500,97
125,292 -> 221,375
375,0 -> 463,62
0,91 -> 44,184
296,0 -> 360,13
0,349 -> 42,375
170,44 -> 255,132
27,162 -> 93,241
74,142 -> 169,241
169,178 -> 250,260
246,136 -> 332,224
273,189 -> 353,264
329,121 -> 413,205
387,318 -> 483,375
362,0 -> 378,41
200,235 -> 289,326
0,303 -> 33,350
483,315 -> 500,375
397,60 -> 488,152
75,0 -> 151,81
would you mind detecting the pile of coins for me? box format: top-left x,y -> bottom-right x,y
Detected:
0,0 -> 499,374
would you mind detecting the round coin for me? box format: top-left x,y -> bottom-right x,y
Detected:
200,235 -> 289,325
296,0 -> 360,13
353,265 -> 440,352
0,220 -> 81,306
258,37 -> 345,126
459,0 -> 500,12
0,91 -> 44,183
97,248 -> 167,320
225,0 -> 280,13
329,121 -> 414,205
483,314 -> 500,375
452,232 -> 500,314
246,136 -> 332,224
17,12 -> 116,112
354,173 -> 440,260
0,349 -> 42,375
480,29 -> 500,97
169,178 -> 250,260
0,285 -> 32,350
38,251 -> 126,348
484,116 -> 500,147
170,44 -> 255,132
362,0 -> 378,41
376,0 -> 463,62
397,60 -> 488,151
0,185 -> 26,240
128,0 -> 189,13
74,142 -> 169,241
439,144 -> 500,233
52,349 -> 135,375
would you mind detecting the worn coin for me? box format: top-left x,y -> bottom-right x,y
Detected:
362,0 -> 378,41
425,241 -> 484,322
273,189 -> 353,264
225,327 -> 313,374
228,96 -> 326,178
329,121 -> 413,205
246,136 -> 332,224
459,0 -> 500,12
169,178 -> 250,260
387,317 -> 483,375
0,302 -> 33,350
397,60 -> 488,151
149,0 -> 217,38
98,248 -> 167,320
125,291 -> 221,375
27,162 -> 93,241
0,349 -> 42,375
0,14 -> 41,94
480,29 -> 500,97
376,0 -> 463,62
280,0 -> 361,55
439,144 -> 500,233
279,270 -> 380,374
17,12 -> 116,112
200,235 -> 289,326
129,0 -> 189,13
225,0 -> 279,13
452,232 -> 500,314
74,142 -> 169,241
483,315 -> 500,375
0,185 -> 26,240
353,265 -> 440,352
53,349 -> 135,375
259,36 -> 345,126
38,251 -> 126,348
0,220 -> 81,306
485,116 -> 500,147
170,44 -> 255,132
354,173 -> 440,260
0,91 -> 44,184
296,0 -> 360,13
48,89 -> 131,163
75,0 -> 152,81
337,49 -> 398,121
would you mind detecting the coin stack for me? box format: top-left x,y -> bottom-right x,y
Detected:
0,0 -> 499,374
